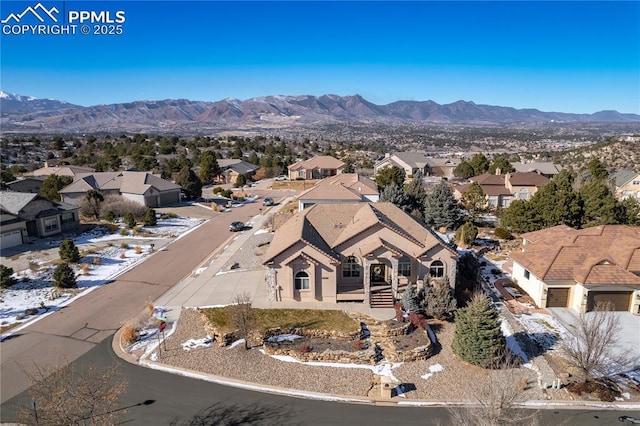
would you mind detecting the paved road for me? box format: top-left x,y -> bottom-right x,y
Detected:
0,201 -> 265,403
3,338 -> 637,425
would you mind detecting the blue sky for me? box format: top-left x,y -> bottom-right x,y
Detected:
1,1 -> 639,113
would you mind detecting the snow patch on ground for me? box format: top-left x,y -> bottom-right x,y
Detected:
266,334 -> 302,343
182,336 -> 214,351
421,363 -> 445,380
229,339 -> 246,349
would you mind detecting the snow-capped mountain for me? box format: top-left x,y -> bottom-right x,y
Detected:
1,91 -> 639,133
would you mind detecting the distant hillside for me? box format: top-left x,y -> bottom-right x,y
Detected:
1,91 -> 639,133
553,138 -> 640,174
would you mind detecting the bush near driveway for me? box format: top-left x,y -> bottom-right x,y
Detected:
59,239 -> 80,263
53,263 -> 77,288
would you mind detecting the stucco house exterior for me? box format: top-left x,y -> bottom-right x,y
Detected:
297,173 -> 379,211
217,159 -> 259,185
510,225 -> 640,314
287,156 -> 345,180
609,169 -> 640,201
512,161 -> 562,179
263,202 -> 458,308
374,152 -> 461,179
454,172 -> 550,209
59,171 -> 181,207
0,191 -> 79,248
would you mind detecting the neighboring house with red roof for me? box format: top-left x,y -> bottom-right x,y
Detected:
263,202 -> 458,308
297,173 -> 379,211
287,156 -> 345,180
59,171 -> 182,207
510,225 -> 640,313
454,172 -> 550,209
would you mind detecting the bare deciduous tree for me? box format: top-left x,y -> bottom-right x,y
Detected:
230,292 -> 257,350
561,301 -> 630,383
448,357 -> 539,426
17,357 -> 128,425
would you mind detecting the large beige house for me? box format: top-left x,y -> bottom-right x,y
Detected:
263,202 -> 458,308
59,171 -> 181,207
609,170 -> 640,201
454,172 -> 549,209
297,173 -> 379,211
510,225 -> 640,314
374,152 -> 461,179
287,156 -> 345,180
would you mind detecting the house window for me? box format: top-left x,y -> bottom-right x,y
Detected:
294,271 -> 310,290
342,256 -> 361,278
429,260 -> 445,278
44,217 -> 59,232
61,212 -> 75,224
633,181 -> 640,185
398,256 -> 411,277
524,269 -> 530,279
298,170 -> 305,179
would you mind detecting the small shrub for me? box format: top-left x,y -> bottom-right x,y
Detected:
212,186 -> 224,194
298,344 -> 313,353
28,260 -> 40,272
491,268 -> 501,275
119,228 -> 129,236
145,302 -> 154,316
92,257 -> 101,266
103,210 -> 117,223
81,263 -> 90,276
394,301 -> 404,322
135,246 -> 142,254
58,239 -> 80,263
160,212 -> 178,219
119,252 -> 126,259
494,227 -> 513,240
0,265 -> 17,289
120,242 -> 129,249
144,208 -> 157,226
121,325 -> 139,344
132,225 -> 141,235
123,212 -> 136,229
53,263 -> 76,289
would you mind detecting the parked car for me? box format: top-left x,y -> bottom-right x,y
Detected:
229,221 -> 245,232
274,175 -> 287,181
263,197 -> 274,206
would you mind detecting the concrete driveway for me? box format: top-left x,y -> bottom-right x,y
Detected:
548,308 -> 640,368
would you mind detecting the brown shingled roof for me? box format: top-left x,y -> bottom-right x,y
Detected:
512,225 -> 640,286
288,156 -> 345,171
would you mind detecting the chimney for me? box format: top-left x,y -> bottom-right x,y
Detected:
495,168 -> 501,175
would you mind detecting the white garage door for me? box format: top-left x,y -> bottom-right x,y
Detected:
0,230 -> 23,249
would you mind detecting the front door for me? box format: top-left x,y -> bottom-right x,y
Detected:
370,263 -> 386,283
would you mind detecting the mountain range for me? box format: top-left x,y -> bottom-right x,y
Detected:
1,91 -> 639,133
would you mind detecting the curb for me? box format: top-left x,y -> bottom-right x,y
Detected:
110,325 -> 640,411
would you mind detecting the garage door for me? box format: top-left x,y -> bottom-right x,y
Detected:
587,291 -> 632,312
0,230 -> 23,249
546,288 -> 570,308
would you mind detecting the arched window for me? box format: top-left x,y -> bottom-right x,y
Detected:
519,188 -> 530,200
429,260 -> 445,278
294,271 -> 310,290
398,255 -> 411,277
342,256 -> 361,278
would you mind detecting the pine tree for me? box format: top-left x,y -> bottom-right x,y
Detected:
455,221 -> 478,248
40,175 -> 73,201
144,208 -> 157,226
401,282 -> 421,314
59,239 -> 80,263
453,160 -> 475,179
423,181 -> 462,231
452,293 -> 506,368
380,184 -> 409,211
580,180 -> 623,227
375,166 -> 405,189
422,280 -> 457,320
470,153 -> 490,176
53,263 -> 77,289
199,151 -> 220,184
404,174 -> 427,214
175,166 -> 202,199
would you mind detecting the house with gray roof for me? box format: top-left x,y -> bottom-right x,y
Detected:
374,152 -> 461,179
217,159 -> 259,185
609,169 -> 640,201
512,161 -> 562,179
0,191 -> 79,248
59,171 -> 181,207
263,202 -> 458,308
